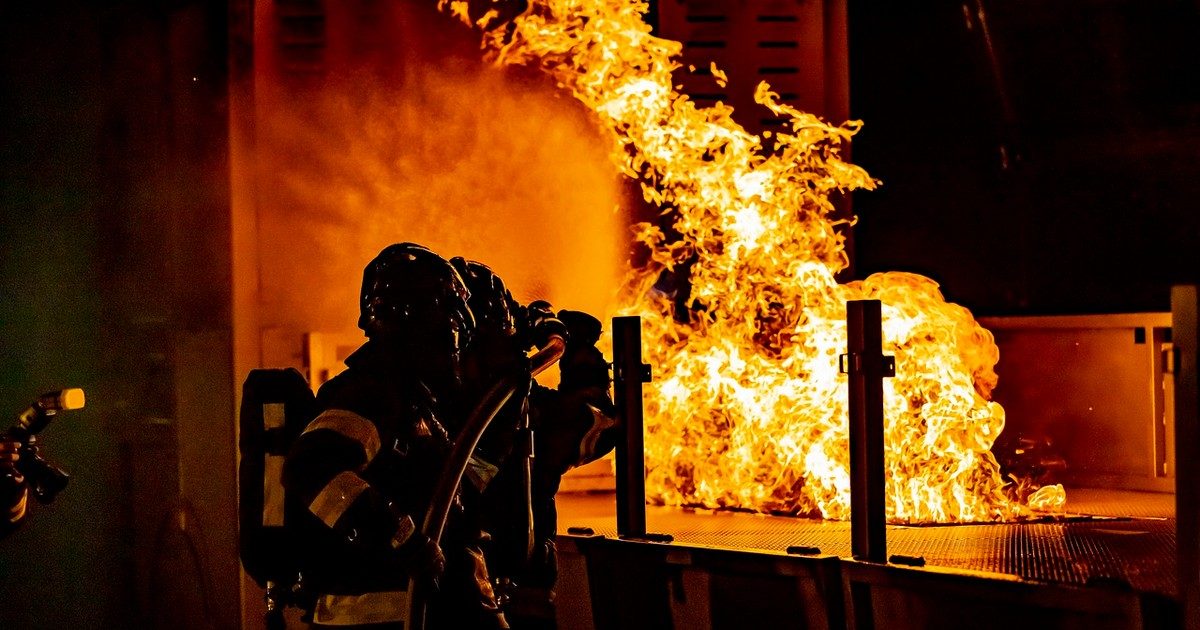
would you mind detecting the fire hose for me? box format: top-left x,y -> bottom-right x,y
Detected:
406,333 -> 567,629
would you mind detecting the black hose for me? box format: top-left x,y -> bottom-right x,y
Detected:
408,335 -> 566,629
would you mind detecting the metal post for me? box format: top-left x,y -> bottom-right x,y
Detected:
842,300 -> 893,563
613,316 -> 651,538
1172,286 -> 1199,630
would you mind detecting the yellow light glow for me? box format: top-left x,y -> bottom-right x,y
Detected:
60,388 -> 85,411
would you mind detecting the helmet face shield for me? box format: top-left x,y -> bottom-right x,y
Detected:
359,243 -> 477,371
392,291 -> 475,357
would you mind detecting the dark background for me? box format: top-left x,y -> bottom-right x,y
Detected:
1,2 -> 235,629
849,0 -> 1200,314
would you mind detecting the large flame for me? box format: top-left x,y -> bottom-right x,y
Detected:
445,0 -> 1064,522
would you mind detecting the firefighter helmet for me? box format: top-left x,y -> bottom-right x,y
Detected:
358,243 -> 476,358
449,257 -> 517,338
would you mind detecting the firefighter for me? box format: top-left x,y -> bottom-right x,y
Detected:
448,257 -> 531,493
283,242 -> 507,629
511,307 -> 618,628
1,436 -> 29,538
448,259 -> 618,629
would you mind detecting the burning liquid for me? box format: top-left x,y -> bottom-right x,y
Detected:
445,0 -> 1065,522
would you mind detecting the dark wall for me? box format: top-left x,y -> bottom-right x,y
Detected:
1,3 -> 236,629
1,6 -> 130,628
849,0 -> 1200,315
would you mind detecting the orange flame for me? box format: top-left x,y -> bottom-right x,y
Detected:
446,0 -> 1064,522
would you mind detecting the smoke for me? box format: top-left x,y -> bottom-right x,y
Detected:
255,59 -> 626,335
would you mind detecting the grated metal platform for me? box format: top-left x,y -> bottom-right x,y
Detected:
556,488 -> 1178,597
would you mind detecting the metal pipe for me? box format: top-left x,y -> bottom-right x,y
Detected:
842,300 -> 892,563
613,316 -> 651,538
1172,286 -> 1199,630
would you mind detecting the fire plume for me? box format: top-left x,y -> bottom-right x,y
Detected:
445,0 -> 1065,522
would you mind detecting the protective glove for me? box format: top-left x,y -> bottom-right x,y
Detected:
557,310 -> 610,391
397,531 -> 446,589
557,310 -> 602,348
521,300 -> 568,350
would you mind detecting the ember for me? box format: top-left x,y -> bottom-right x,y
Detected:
445,0 -> 1065,522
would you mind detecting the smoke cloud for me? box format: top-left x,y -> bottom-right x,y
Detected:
254,57 -> 626,336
